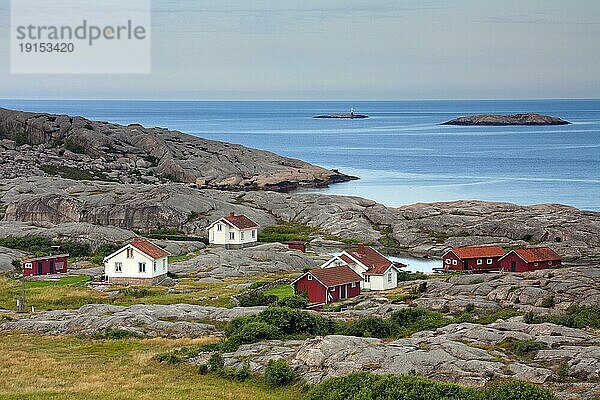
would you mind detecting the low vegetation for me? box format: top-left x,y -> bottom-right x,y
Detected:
305,372 -> 557,400
39,164 -> 114,181
499,339 -> 547,358
258,221 -> 317,242
0,236 -> 92,257
524,306 -> 600,329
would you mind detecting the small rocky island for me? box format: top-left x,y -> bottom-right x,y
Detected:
442,112 -> 570,126
314,109 -> 368,119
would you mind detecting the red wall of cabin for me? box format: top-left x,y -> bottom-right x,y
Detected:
22,256 -> 68,276
295,275 -> 327,304
442,252 -> 465,271
500,253 -> 560,272
442,252 -> 502,271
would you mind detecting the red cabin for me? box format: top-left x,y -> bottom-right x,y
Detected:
442,246 -> 505,272
21,254 -> 69,276
499,247 -> 561,272
287,240 -> 307,253
292,265 -> 362,306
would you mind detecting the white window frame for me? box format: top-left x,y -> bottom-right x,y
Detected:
217,224 -> 222,231
388,273 -> 393,283
114,262 -> 122,273
240,231 -> 245,240
126,248 -> 133,258
162,258 -> 166,270
351,282 -> 356,288
252,230 -> 256,238
138,262 -> 146,273
548,261 -> 553,266
445,259 -> 451,265
534,262 -> 539,267
25,262 -> 32,269
364,275 -> 370,283
452,260 -> 457,266
487,258 -> 493,265
307,275 -> 313,281
153,261 -> 157,273
477,259 -> 483,265
229,232 -> 235,240
330,287 -> 335,292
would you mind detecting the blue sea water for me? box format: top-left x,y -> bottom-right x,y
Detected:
1,99 -> 599,211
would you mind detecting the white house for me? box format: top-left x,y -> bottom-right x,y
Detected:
207,212 -> 259,249
320,243 -> 404,291
103,238 -> 171,286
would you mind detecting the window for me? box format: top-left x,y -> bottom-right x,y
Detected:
477,259 -> 483,265
452,260 -> 457,266
240,232 -> 245,240
162,258 -> 166,270
388,273 -> 393,283
115,262 -> 122,273
487,259 -> 493,265
252,230 -> 256,238
307,275 -> 313,280
364,275 -> 370,283
534,262 -> 539,267
217,224 -> 222,231
25,262 -> 32,269
153,261 -> 157,273
548,261 -> 553,266
445,259 -> 451,265
229,232 -> 235,240
138,262 -> 146,273
126,248 -> 133,258
351,282 -> 356,288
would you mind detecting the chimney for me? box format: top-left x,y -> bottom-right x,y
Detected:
229,211 -> 235,217
357,243 -> 365,254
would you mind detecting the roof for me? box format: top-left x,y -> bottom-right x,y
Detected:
346,246 -> 394,275
22,254 -> 69,263
130,239 -> 171,260
224,214 -> 259,229
307,265 -> 363,287
511,247 -> 561,263
450,246 -> 506,259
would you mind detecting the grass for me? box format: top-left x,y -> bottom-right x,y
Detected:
262,284 -> 294,300
0,333 -> 299,400
39,164 -> 113,182
168,251 -> 203,263
258,222 -> 317,243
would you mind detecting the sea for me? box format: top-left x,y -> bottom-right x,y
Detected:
1,99 -> 599,212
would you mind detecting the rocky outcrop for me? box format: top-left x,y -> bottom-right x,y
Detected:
171,243 -> 322,277
1,177 -> 600,262
1,303 -> 265,337
0,108 -> 355,190
442,113 -> 570,125
201,321 -> 599,399
0,246 -> 26,272
413,266 -> 600,313
314,113 -> 368,119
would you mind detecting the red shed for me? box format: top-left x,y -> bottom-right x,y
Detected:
292,265 -> 362,306
442,246 -> 505,272
499,247 -> 561,273
287,240 -> 307,253
21,254 -> 69,276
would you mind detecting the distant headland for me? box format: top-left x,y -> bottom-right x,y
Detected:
314,108 -> 368,119
442,112 -> 571,126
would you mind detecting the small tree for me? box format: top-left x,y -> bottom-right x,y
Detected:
264,359 -> 294,387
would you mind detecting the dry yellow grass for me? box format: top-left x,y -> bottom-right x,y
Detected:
0,333 -> 300,400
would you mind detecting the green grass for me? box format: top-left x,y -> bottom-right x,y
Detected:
0,333 -> 299,400
262,284 -> 294,300
39,164 -> 113,182
258,222 -> 317,243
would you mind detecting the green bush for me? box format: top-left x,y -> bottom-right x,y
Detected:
389,307 -> 450,336
91,243 -> 122,265
256,307 -> 335,336
237,291 -> 278,307
207,353 -> 224,371
275,294 -> 309,309
103,328 -> 138,340
541,295 -> 556,308
342,317 -> 395,338
397,270 -> 428,282
228,322 -> 281,346
0,236 -> 91,257
264,359 -> 294,387
305,372 -> 557,400
500,339 -> 546,357
523,306 -> 600,329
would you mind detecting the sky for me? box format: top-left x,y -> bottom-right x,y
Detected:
0,0 -> 599,100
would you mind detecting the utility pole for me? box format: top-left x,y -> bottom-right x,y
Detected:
18,272 -> 25,313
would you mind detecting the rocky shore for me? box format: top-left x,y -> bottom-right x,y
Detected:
442,113 -> 570,125
0,108 -> 356,191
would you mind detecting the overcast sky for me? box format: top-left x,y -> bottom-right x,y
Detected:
0,0 -> 599,100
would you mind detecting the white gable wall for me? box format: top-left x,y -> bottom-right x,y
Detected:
104,245 -> 168,280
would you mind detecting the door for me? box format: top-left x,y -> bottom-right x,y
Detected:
463,260 -> 469,271
49,260 -> 55,274
37,261 -> 43,275
511,261 -> 516,272
340,285 -> 347,300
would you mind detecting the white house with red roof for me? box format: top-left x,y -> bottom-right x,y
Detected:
103,238 -> 171,286
320,243 -> 405,291
207,212 -> 259,249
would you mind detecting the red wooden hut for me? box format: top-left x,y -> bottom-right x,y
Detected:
442,246 -> 505,272
499,247 -> 561,272
292,265 -> 362,306
21,254 -> 69,276
287,240 -> 307,253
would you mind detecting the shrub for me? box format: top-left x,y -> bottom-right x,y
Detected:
237,291 -> 278,307
64,138 -> 86,154
523,311 -> 538,324
256,307 -> 335,336
397,270 -> 428,282
228,322 -> 281,346
541,295 -> 556,308
524,306 -> 600,329
91,243 -> 122,265
485,380 -> 557,400
103,328 -> 138,339
275,294 -> 309,309
207,353 -> 224,371
464,303 -> 475,313
342,317 -> 395,338
556,362 -> 570,382
501,339 -> 546,357
389,307 -> 450,336
417,281 -> 428,293
14,131 -> 29,146
264,359 -> 294,387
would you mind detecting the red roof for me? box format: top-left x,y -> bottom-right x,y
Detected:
451,246 -> 505,259
513,247 -> 561,263
130,239 -> 170,259
346,245 -> 394,275
308,265 -> 363,287
224,214 -> 259,229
